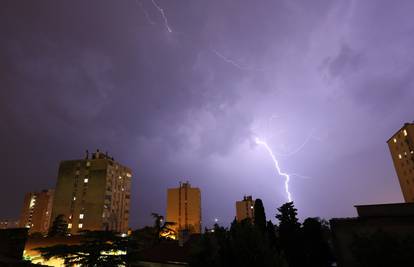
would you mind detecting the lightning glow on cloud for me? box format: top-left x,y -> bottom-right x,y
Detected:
255,137 -> 293,202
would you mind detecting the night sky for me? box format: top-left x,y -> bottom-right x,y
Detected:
1,0 -> 413,228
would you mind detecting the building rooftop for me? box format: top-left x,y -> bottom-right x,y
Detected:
386,122 -> 414,143
354,202 -> 414,217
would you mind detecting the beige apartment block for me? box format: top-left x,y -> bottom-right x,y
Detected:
387,122 -> 414,202
166,182 -> 201,234
50,150 -> 132,234
236,195 -> 255,222
19,189 -> 54,234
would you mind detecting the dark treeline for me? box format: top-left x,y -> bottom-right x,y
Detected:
189,201 -> 334,267
35,201 -> 334,266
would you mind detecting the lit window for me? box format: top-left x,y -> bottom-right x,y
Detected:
68,223 -> 72,229
399,154 -> 402,159
393,138 -> 397,143
73,197 -> 76,201
411,151 -> 414,154
86,161 -> 91,167
79,214 -> 84,219
404,129 -> 408,136
118,176 -> 122,179
78,223 -> 83,229
405,152 -> 408,156
29,197 -> 36,208
84,178 -> 88,183
251,206 -> 254,209
126,173 -> 132,178
69,214 -> 72,219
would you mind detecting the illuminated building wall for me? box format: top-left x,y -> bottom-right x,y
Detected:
236,195 -> 255,222
387,122 -> 414,202
0,219 -> 19,229
50,150 -> 132,234
19,189 -> 54,234
166,182 -> 201,234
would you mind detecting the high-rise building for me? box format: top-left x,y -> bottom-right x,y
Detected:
19,189 -> 54,234
236,195 -> 255,222
0,219 -> 19,230
50,150 -> 132,234
387,122 -> 414,202
166,182 -> 201,234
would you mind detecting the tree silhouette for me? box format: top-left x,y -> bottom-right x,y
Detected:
266,220 -> 278,250
48,214 -> 68,237
253,198 -> 267,234
276,202 -> 304,267
302,217 -> 334,267
190,202 -> 287,267
151,213 -> 176,241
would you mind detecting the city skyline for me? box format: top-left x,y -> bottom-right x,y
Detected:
1,0 -> 414,229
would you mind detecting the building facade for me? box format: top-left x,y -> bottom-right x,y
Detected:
0,219 -> 19,230
19,189 -> 54,234
50,150 -> 132,234
330,203 -> 414,267
235,195 -> 255,222
387,122 -> 414,202
166,182 -> 201,234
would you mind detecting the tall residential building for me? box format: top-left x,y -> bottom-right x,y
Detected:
19,189 -> 54,234
387,122 -> 414,202
0,219 -> 19,229
166,182 -> 201,234
50,150 -> 132,234
236,195 -> 255,222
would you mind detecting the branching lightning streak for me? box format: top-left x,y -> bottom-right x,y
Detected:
255,137 -> 292,202
290,173 -> 312,180
211,49 -> 247,70
150,0 -> 173,33
273,129 -> 316,157
137,0 -> 156,25
211,49 -> 265,72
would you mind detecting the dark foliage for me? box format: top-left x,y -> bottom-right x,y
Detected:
190,215 -> 287,267
302,218 -> 335,267
351,230 -> 414,267
254,198 -> 267,234
48,214 -> 68,237
151,212 -> 176,241
276,202 -> 304,267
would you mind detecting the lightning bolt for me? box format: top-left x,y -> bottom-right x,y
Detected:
211,48 -> 265,72
255,137 -> 292,202
211,49 -> 247,70
150,0 -> 173,33
137,0 -> 156,25
273,129 -> 317,157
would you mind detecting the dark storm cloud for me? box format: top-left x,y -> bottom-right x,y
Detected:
1,0 -> 414,227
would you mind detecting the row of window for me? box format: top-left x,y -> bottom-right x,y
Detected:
397,151 -> 414,159
68,223 -> 83,229
393,129 -> 409,143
